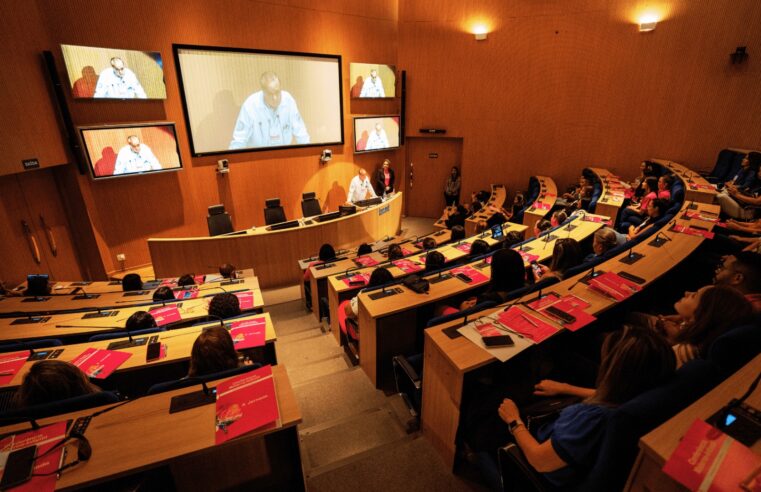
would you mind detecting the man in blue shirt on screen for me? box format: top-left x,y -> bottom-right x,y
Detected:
229,72 -> 310,150
93,57 -> 147,99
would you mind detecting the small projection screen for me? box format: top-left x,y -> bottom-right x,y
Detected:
349,63 -> 396,98
174,44 -> 344,156
79,122 -> 182,180
354,116 -> 400,153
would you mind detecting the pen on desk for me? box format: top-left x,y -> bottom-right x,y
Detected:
0,371 -> 16,376
520,313 -> 538,327
492,319 -> 525,339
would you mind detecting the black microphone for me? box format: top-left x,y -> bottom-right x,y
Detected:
74,287 -> 97,299
569,265 -> 596,290
203,313 -> 226,329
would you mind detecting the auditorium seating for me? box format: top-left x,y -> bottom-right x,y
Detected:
301,192 -> 322,217
146,363 -> 261,395
263,198 -> 287,225
206,204 -> 234,236
0,390 -> 121,425
703,148 -> 745,184
0,338 -> 62,353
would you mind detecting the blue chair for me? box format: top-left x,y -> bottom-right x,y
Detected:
88,327 -> 163,343
587,182 -> 603,213
703,150 -> 737,183
0,391 -> 120,424
708,321 -> 761,377
146,364 -> 262,395
0,339 -> 62,353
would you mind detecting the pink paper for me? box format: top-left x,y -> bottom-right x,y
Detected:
671,224 -> 715,239
194,275 -> 206,285
684,210 -> 721,222
175,288 -> 199,300
400,247 -> 414,256
0,350 -> 30,385
455,243 -> 472,253
497,307 -> 558,343
234,291 -> 254,310
215,365 -> 279,444
539,295 -> 597,332
451,266 -> 489,284
393,259 -> 423,273
342,273 -> 371,287
354,256 -> 379,267
526,293 -> 560,310
517,250 -> 540,264
71,348 -> 131,379
230,318 -> 267,349
587,271 -> 641,302
160,278 -> 178,286
149,305 -> 182,326
475,322 -> 502,337
0,421 -> 67,492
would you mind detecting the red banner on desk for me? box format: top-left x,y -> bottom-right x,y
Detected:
234,291 -> 254,310
451,265 -> 489,285
342,273 -> 371,287
455,243 -> 472,253
683,210 -> 723,224
160,277 -> 178,286
0,421 -> 67,492
689,183 -> 717,191
670,224 -> 716,240
354,256 -> 379,267
393,259 -> 423,273
582,215 -> 614,226
517,250 -> 540,264
538,294 -> 597,332
175,288 -> 199,300
588,271 -> 641,302
497,307 -> 558,344
230,317 -> 267,350
663,419 -> 761,492
215,365 -> 279,445
194,275 -> 206,285
400,247 -> 415,256
532,201 -> 551,210
71,348 -> 131,379
0,351 -> 30,385
149,305 -> 182,326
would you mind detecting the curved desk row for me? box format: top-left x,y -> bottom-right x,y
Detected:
652,159 -> 718,204
420,162 -> 720,469
522,176 -> 558,239
465,185 -> 508,236
149,193 -> 404,288
589,167 -> 627,221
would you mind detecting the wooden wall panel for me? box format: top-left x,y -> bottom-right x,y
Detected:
398,0 -> 761,199
36,0 -> 401,272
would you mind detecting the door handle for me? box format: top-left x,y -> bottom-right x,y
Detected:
39,215 -> 58,257
21,220 -> 41,264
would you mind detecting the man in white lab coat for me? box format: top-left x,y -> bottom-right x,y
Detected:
113,135 -> 162,175
359,69 -> 385,98
346,169 -> 378,204
93,57 -> 147,99
364,123 -> 390,151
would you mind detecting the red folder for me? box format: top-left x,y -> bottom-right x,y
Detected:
234,291 -> 254,310
671,224 -> 716,240
538,294 -> 596,332
393,259 -> 423,273
400,247 -> 414,256
0,351 -> 30,385
342,273 -> 371,287
0,421 -> 67,492
526,293 -> 560,310
355,256 -> 379,267
475,322 -> 502,337
149,305 -> 182,326
175,288 -> 199,300
71,348 -> 131,379
451,265 -> 489,284
229,318 -> 267,349
160,278 -> 178,286
215,365 -> 279,444
517,251 -> 540,264
497,307 -> 558,343
455,243 -> 472,253
663,419 -> 761,491
588,271 -> 641,301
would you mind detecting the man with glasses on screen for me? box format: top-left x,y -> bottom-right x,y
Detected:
359,69 -> 385,98
93,57 -> 147,99
229,72 -> 310,149
364,123 -> 390,151
113,135 -> 162,175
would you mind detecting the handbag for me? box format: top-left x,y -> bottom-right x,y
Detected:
403,274 -> 430,294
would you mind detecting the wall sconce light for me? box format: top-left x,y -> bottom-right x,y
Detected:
473,25 -> 488,41
638,14 -> 658,32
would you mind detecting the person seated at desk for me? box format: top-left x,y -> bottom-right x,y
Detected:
126,311 -> 157,331
374,159 -> 395,196
724,217 -> 761,234
121,273 -> 143,292
386,243 -> 404,261
303,243 -> 337,310
625,198 -> 668,241
469,239 -> 491,259
357,243 -> 373,256
208,293 -> 242,320
502,231 -> 525,249
716,158 -> 761,219
424,250 -> 446,273
152,286 -> 175,302
459,249 -> 526,310
495,326 -> 675,489
445,205 -> 469,229
583,227 -> 621,262
13,360 -> 101,408
533,238 -> 583,283
723,152 -> 760,190
641,285 -> 753,368
177,274 -> 196,287
422,237 -> 437,250
450,225 -> 466,242
188,326 -> 241,377
344,266 -> 394,325
550,210 -> 567,228
556,175 -> 593,212
486,211 -> 509,229
629,161 -> 657,200
346,169 -> 378,204
713,251 -> 761,311
533,219 -> 551,239
219,263 -> 238,280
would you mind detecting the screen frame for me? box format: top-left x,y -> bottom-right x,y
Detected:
60,43 -> 167,101
78,121 -> 184,181
353,115 -> 401,154
173,43 -> 345,157
349,62 -> 397,100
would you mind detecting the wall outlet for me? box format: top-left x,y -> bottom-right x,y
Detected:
116,254 -> 126,262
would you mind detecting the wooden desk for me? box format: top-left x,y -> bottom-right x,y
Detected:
1,365 -> 303,491
149,192 -> 404,288
522,176 -> 558,239
626,354 -> 761,491
0,288 -> 265,344
589,167 -> 626,222
434,206 -> 457,230
465,185 -> 507,236
356,215 -> 600,390
651,159 -> 718,204
1,312 -> 278,391
326,222 -> 528,342
0,277 -> 262,318
421,186 -> 720,468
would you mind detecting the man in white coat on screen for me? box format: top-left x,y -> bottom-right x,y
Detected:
229,72 -> 310,149
364,123 -> 390,151
346,169 -> 378,204
113,135 -> 162,175
359,69 -> 385,98
94,57 -> 148,99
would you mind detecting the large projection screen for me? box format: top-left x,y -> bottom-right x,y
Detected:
174,44 -> 344,156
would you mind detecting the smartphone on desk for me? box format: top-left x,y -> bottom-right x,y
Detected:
146,342 -> 162,362
455,273 -> 472,283
482,335 -> 514,347
0,446 -> 36,489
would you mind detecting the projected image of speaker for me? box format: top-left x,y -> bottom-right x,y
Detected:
79,123 -> 182,180
349,63 -> 396,99
174,44 -> 343,156
354,116 -> 400,153
60,44 -> 166,100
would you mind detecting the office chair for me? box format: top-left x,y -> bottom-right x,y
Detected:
0,338 -> 63,353
301,192 -> 322,217
263,198 -> 287,225
146,364 -> 261,395
207,204 -> 234,236
0,391 -> 121,424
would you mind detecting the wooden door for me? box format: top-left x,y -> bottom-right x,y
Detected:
404,137 -> 463,218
